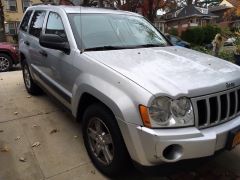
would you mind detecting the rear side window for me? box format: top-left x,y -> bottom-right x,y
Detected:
20,10 -> 33,32
29,11 -> 46,38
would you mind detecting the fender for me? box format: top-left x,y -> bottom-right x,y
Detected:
72,72 -> 144,125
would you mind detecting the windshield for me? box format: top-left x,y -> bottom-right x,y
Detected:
68,13 -> 169,51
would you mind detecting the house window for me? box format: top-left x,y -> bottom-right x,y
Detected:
5,0 -> 17,11
22,0 -> 31,12
5,22 -> 17,35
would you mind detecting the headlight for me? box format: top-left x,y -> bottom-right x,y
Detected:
144,97 -> 194,128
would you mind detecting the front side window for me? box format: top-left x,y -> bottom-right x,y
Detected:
5,0 -> 17,11
68,14 -> 169,50
20,10 -> 32,32
29,11 -> 46,38
46,12 -> 66,38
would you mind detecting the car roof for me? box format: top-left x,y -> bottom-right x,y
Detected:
27,5 -> 141,16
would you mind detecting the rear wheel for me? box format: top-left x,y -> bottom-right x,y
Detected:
22,61 -> 42,95
82,103 -> 131,177
0,53 -> 13,72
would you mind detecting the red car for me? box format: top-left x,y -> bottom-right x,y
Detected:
0,42 -> 19,72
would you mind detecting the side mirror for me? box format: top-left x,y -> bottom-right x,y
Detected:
39,34 -> 70,54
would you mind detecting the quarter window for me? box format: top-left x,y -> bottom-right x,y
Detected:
46,12 -> 66,38
20,10 -> 32,32
29,11 -> 46,38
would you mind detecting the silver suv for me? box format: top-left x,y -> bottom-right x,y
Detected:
19,5 -> 240,177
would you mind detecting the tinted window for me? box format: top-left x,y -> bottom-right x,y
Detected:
20,10 -> 32,32
29,11 -> 46,38
46,12 -> 66,37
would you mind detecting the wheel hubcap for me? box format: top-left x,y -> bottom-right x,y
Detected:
24,66 -> 31,89
0,57 -> 10,71
87,118 -> 114,165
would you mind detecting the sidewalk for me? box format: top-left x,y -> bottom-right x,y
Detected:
0,70 -> 240,180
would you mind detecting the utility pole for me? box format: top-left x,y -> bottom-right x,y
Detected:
0,0 -> 5,42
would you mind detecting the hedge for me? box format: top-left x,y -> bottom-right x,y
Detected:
181,25 -> 221,46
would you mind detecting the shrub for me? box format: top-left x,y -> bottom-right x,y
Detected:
169,28 -> 178,36
181,25 -> 221,46
219,50 -> 235,63
181,27 -> 205,45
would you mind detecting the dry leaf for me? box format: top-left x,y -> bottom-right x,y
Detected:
32,125 -> 39,128
1,146 -> 9,152
32,142 -> 40,147
19,157 -> 26,162
74,136 -> 78,138
50,128 -> 59,134
15,136 -> 21,140
0,130 -> 3,133
27,96 -> 31,98
91,170 -> 96,174
14,112 -> 18,115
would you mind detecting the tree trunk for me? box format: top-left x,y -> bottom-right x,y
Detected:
0,0 -> 5,42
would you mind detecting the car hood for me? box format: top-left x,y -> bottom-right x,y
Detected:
85,46 -> 240,97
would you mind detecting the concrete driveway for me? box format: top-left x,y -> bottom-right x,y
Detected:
0,70 -> 240,180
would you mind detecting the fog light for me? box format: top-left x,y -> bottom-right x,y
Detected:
162,144 -> 183,161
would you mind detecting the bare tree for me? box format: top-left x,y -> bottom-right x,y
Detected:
0,0 -> 5,42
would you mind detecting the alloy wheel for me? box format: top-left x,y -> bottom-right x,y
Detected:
87,117 -> 114,165
0,56 -> 10,72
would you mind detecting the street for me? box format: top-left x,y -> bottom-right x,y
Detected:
0,70 -> 240,180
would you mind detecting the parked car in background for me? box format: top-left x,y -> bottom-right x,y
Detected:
19,5 -> 240,178
165,34 -> 191,48
0,42 -> 19,72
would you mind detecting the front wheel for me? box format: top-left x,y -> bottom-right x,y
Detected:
82,103 -> 131,177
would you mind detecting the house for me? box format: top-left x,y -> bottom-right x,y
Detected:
154,4 -> 218,35
1,0 -> 41,42
209,0 -> 240,29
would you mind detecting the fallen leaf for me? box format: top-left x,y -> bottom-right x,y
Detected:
32,125 -> 39,128
0,78 -> 3,80
50,128 -> 59,134
32,142 -> 40,147
19,157 -> 26,162
27,96 -> 31,98
1,146 -> 9,152
15,136 -> 21,140
91,170 -> 96,174
0,130 -> 3,133
74,136 -> 78,138
14,112 -> 18,115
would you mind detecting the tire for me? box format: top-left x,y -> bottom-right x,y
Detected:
0,53 -> 13,72
82,103 -> 131,177
22,61 -> 42,95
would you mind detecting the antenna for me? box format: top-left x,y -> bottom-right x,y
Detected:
80,3 -> 84,53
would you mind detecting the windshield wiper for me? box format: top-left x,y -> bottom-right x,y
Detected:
137,44 -> 165,48
82,44 -> 165,52
83,46 -> 128,52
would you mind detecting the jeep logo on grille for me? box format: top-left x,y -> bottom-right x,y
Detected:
226,82 -> 235,89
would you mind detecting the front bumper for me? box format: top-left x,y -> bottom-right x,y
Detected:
118,115 -> 240,166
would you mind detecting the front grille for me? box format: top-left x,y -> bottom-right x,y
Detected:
192,87 -> 240,128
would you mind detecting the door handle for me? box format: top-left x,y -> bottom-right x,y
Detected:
39,50 -> 48,57
24,41 -> 30,46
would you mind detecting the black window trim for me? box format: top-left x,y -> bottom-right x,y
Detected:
19,9 -> 34,33
44,11 -> 69,43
